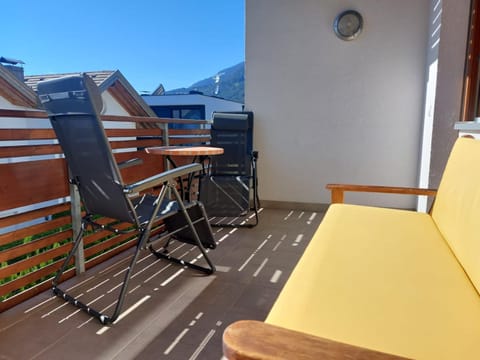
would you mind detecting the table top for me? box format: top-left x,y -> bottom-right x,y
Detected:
145,146 -> 224,156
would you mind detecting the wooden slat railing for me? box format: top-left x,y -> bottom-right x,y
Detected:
0,109 -> 211,312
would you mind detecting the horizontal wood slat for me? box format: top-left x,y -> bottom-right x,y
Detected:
115,151 -> 165,184
0,260 -> 64,297
0,159 -> 68,212
0,139 -> 165,158
0,215 -> 71,246
0,144 -> 62,158
0,129 -> 56,140
0,109 -> 207,126
0,109 -> 47,119
83,224 -> 133,247
85,239 -> 137,271
109,139 -> 163,150
0,264 -> 75,313
84,232 -> 135,259
170,129 -> 211,135
0,229 -> 72,262
105,128 -> 164,137
170,137 -> 211,145
0,203 -> 69,229
0,126 -> 163,141
101,114 -> 169,124
0,279 -> 50,312
0,242 -> 72,280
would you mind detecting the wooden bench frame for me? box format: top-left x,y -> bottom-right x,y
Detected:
223,320 -> 410,360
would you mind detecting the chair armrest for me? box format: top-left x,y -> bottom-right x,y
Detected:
124,163 -> 202,194
326,184 -> 437,204
223,320 -> 409,360
117,158 -> 143,169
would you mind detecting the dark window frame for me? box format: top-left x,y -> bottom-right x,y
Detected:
150,105 -> 206,120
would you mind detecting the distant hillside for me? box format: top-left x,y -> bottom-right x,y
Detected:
166,62 -> 244,103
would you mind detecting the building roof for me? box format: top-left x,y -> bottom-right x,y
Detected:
0,64 -> 38,108
152,83 -> 165,96
0,57 -> 25,65
143,92 -> 244,105
24,70 -> 114,92
24,70 -> 155,117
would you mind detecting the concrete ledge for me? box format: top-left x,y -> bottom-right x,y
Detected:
454,121 -> 480,131
260,200 -> 328,212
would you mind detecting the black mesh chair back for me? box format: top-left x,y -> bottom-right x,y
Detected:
37,74 -> 215,325
210,114 -> 252,176
39,75 -> 137,224
200,111 -> 259,227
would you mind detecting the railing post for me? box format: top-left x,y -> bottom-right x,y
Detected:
70,180 -> 85,274
162,122 -> 169,147
161,122 -> 172,197
162,122 -> 170,171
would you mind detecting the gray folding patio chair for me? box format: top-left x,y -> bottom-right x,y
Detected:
37,74 -> 216,325
199,111 -> 259,227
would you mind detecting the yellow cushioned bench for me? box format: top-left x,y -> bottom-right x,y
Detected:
223,137 -> 480,360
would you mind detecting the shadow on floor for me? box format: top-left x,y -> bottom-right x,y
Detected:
0,208 -> 324,360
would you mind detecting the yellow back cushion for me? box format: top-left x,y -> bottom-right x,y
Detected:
432,137 -> 480,293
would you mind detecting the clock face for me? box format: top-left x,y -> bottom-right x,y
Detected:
334,10 -> 363,41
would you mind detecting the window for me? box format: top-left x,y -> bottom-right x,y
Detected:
151,105 -> 206,129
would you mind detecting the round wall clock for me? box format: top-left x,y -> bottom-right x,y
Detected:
333,10 -> 363,41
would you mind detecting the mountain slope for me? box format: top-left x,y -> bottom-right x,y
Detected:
166,62 -> 244,103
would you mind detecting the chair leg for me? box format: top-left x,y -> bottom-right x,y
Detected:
250,157 -> 260,226
52,220 -> 86,288
209,153 -> 260,228
106,235 -> 146,323
150,247 -> 214,274
209,182 -> 259,228
149,186 -> 216,275
51,218 -> 146,325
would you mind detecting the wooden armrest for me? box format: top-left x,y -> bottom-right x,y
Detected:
326,184 -> 437,204
223,320 -> 409,360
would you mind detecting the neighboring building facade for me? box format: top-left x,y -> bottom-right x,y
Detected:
143,93 -> 243,128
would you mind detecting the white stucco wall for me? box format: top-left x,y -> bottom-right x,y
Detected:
0,95 -> 35,111
101,91 -> 136,129
101,91 -> 130,116
246,0 -> 430,208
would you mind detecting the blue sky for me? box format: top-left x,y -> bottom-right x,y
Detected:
3,0 -> 245,92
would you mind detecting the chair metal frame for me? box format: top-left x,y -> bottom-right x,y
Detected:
38,74 -> 216,325
201,112 -> 259,228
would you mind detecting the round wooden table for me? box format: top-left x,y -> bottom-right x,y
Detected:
145,146 -> 224,201
145,146 -> 224,157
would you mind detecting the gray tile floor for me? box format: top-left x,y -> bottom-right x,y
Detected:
0,208 -> 324,360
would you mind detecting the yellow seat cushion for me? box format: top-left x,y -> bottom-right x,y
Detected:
266,204 -> 480,360
432,137 -> 480,294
